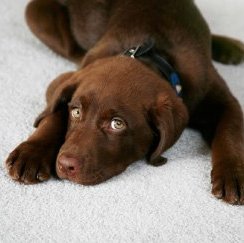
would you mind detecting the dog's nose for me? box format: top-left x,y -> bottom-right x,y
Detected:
58,155 -> 81,177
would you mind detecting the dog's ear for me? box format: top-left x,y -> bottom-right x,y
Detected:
147,94 -> 188,166
34,72 -> 78,127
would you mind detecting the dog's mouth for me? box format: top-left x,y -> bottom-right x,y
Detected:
56,167 -> 105,185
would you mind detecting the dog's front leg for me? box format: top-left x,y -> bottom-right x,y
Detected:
5,72 -> 75,184
210,96 -> 244,205
5,109 -> 67,184
189,67 -> 244,204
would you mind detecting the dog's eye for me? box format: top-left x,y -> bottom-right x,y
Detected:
111,117 -> 126,130
71,108 -> 81,119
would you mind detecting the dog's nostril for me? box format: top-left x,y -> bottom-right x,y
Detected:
68,166 -> 75,171
58,155 -> 81,177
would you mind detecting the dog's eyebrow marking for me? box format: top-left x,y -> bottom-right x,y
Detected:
68,99 -> 82,108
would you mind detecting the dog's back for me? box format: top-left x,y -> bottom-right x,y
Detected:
66,0 -> 209,53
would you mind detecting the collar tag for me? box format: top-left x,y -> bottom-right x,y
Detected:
170,73 -> 182,95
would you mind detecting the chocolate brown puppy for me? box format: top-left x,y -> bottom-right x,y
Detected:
6,0 -> 244,204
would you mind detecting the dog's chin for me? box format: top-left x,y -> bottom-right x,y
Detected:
55,163 -> 128,185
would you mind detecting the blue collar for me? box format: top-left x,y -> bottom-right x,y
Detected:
123,40 -> 182,96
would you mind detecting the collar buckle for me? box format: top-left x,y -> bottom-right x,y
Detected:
124,46 -> 140,58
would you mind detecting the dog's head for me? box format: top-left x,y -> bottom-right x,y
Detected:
42,56 -> 188,184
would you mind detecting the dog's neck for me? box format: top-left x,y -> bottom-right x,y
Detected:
123,40 -> 182,96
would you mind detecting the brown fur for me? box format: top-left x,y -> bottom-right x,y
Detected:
6,0 -> 244,204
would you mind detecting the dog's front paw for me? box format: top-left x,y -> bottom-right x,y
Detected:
5,140 -> 57,184
211,162 -> 244,205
